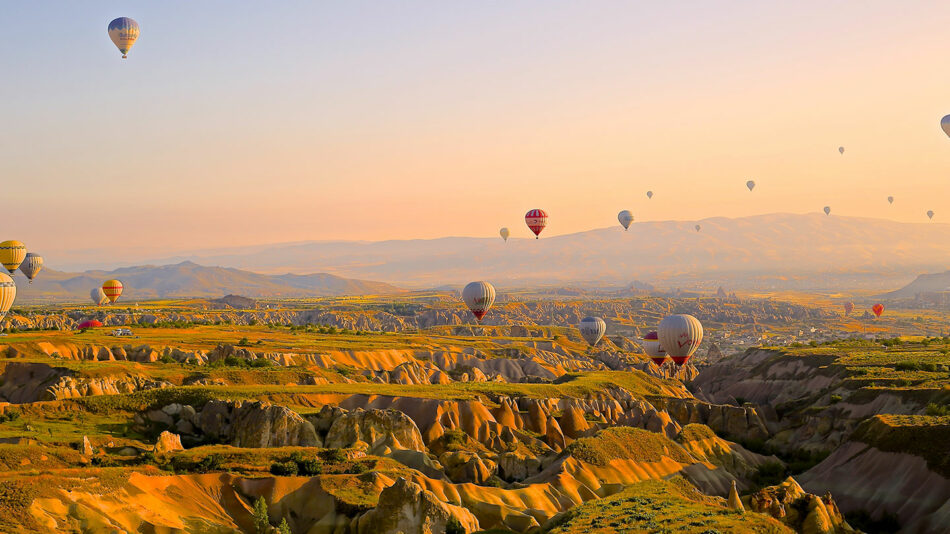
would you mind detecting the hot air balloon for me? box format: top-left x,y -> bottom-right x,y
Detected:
872,303 -> 884,318
844,302 -> 855,315
499,228 -> 509,242
823,206 -> 831,216
77,319 -> 103,330
0,241 -> 26,275
695,224 -> 701,232
942,115 -> 950,138
658,314 -> 703,366
91,287 -> 108,306
18,253 -> 42,284
525,209 -> 547,239
746,180 -> 755,191
838,146 -> 845,155
887,196 -> 894,204
579,316 -> 606,347
0,273 -> 15,330
462,281 -> 495,322
618,210 -> 634,230
108,17 -> 140,59
646,191 -> 654,199
102,280 -> 123,303
927,210 -> 935,220
642,331 -> 666,366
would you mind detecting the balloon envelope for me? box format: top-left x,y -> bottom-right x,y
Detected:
499,228 -> 509,242
658,314 -> 703,365
462,281 -> 495,322
77,320 -> 103,330
618,210 -> 634,230
646,191 -> 654,199
746,180 -> 755,191
19,253 -> 42,282
0,273 -> 15,325
838,146 -> 845,155
927,210 -> 935,220
872,303 -> 885,317
525,209 -> 547,238
823,206 -> 831,216
942,115 -> 950,138
642,331 -> 666,365
108,17 -> 140,58
579,316 -> 606,347
91,287 -> 108,306
102,280 -> 123,303
694,224 -> 701,232
843,302 -> 854,315
0,241 -> 26,274
887,196 -> 894,204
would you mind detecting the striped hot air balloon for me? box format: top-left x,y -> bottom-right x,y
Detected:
579,316 -> 606,346
102,280 -> 123,303
108,17 -> 140,59
19,253 -> 42,283
462,281 -> 495,322
91,287 -> 108,306
659,314 -> 703,366
524,209 -> 547,239
0,273 -> 16,330
642,331 -> 667,366
618,210 -> 634,230
872,304 -> 884,318
0,241 -> 26,275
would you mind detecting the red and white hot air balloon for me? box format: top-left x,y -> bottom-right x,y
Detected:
659,314 -> 703,366
525,209 -> 547,239
462,281 -> 495,323
872,303 -> 884,318
642,331 -> 667,366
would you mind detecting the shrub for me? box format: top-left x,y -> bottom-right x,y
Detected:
829,394 -> 842,404
925,403 -> 950,416
269,461 -> 298,476
446,517 -> 466,534
237,337 -> 251,347
253,497 -> 269,534
321,449 -> 347,464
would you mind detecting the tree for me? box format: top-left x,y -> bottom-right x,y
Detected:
277,518 -> 291,534
252,497 -> 269,534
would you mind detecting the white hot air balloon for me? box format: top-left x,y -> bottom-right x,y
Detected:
746,180 -> 755,191
658,314 -> 703,366
927,210 -> 935,220
823,206 -> 831,216
941,115 -> 950,139
642,331 -> 666,365
887,196 -> 894,204
838,146 -> 845,155
499,228 -> 510,242
646,191 -> 654,199
579,316 -> 606,347
462,281 -> 495,323
19,253 -> 43,283
0,272 -> 15,332
91,287 -> 108,306
618,210 -> 634,231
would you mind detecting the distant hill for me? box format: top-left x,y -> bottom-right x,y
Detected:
102,213 -> 950,290
880,270 -> 950,299
12,261 -> 404,303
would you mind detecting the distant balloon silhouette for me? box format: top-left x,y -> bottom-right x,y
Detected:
927,210 -> 935,220
646,191 -> 654,199
618,210 -> 633,231
746,180 -> 755,191
942,115 -> 950,138
887,196 -> 894,204
872,303 -> 884,318
844,302 -> 854,315
838,146 -> 845,155
694,224 -> 701,232
499,228 -> 509,242
823,206 -> 831,216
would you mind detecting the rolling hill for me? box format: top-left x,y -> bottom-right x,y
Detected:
11,261 -> 404,302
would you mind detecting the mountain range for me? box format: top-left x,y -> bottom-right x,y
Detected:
12,262 -> 403,303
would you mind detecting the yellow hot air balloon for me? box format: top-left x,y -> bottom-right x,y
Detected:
102,279 -> 123,303
108,17 -> 140,59
0,272 -> 16,332
0,241 -> 26,274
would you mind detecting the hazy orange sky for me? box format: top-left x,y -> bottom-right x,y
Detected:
3,2 -> 950,258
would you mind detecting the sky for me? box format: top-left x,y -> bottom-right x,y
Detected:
3,1 -> 950,262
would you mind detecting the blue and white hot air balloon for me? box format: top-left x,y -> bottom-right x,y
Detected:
108,17 -> 140,59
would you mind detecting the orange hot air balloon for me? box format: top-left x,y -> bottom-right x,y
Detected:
872,304 -> 884,318
102,279 -> 123,303
843,302 -> 854,315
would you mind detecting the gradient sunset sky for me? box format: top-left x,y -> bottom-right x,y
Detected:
3,2 -> 950,257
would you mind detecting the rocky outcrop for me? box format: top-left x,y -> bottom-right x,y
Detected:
353,478 -> 479,534
154,431 -> 183,453
324,408 -> 426,454
744,477 -> 853,534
